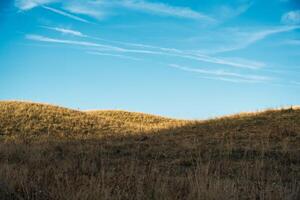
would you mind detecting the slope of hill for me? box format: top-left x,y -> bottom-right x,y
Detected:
0,101 -> 186,138
0,101 -> 299,200
87,110 -> 177,125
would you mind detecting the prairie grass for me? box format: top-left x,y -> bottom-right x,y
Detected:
0,101 -> 299,199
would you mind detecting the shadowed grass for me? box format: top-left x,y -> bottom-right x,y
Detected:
0,101 -> 299,199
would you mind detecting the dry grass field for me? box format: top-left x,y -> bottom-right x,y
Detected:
0,101 -> 299,200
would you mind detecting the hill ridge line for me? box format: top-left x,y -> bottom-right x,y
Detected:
1,100 -> 300,121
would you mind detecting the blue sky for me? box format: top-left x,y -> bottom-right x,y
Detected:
1,0 -> 300,119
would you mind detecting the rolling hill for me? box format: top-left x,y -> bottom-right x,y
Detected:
0,101 -> 186,138
0,101 -> 299,200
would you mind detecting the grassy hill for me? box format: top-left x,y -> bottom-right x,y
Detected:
0,101 -> 185,138
0,101 -> 299,200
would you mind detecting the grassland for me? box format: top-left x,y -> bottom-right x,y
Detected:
0,101 -> 299,200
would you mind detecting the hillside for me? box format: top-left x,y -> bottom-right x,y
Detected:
2,101 -> 299,139
0,101 -> 185,138
0,101 -> 299,200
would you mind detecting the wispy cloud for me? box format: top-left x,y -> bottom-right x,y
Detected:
41,26 -> 86,37
90,34 -> 264,69
26,34 -> 122,51
15,0 -> 57,10
92,37 -> 182,54
15,0 -> 215,22
118,0 -> 215,22
169,64 -> 270,83
211,25 -> 300,53
26,34 -> 165,54
281,10 -> 300,25
42,5 -> 90,23
247,26 -> 300,43
213,1 -> 252,21
87,51 -> 141,61
85,33 -> 265,69
63,3 -> 107,20
26,32 -> 265,70
22,33 -> 298,86
179,54 -> 264,69
198,76 -> 257,83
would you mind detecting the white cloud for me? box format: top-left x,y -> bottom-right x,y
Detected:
15,0 -> 215,22
26,34 -> 123,51
95,44 -> 263,69
180,54 -> 264,69
118,0 -> 215,22
15,1 -> 92,23
239,25 -> 300,47
87,51 -> 141,61
214,1 -> 252,20
281,10 -> 300,25
199,76 -> 257,83
41,6 -> 90,23
63,3 -> 107,20
26,34 -> 169,54
42,26 -> 86,37
15,0 -> 57,10
91,34 -> 264,69
26,33 -> 265,70
169,64 -> 270,83
210,25 -> 300,53
88,34 -> 264,69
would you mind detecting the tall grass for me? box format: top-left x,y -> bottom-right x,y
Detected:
0,101 -> 299,199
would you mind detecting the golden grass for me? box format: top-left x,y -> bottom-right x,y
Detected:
0,101 -> 187,138
0,101 -> 299,200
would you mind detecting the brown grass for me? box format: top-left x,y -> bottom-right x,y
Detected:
0,101 -> 299,200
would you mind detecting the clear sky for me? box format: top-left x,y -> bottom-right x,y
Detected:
1,0 -> 300,119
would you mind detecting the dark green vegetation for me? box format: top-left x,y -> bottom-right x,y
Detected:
0,101 -> 299,199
